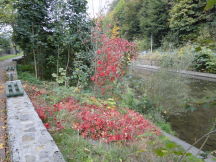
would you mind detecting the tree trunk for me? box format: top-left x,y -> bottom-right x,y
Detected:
32,23 -> 38,79
33,49 -> 38,79
150,34 -> 153,53
57,45 -> 60,78
13,42 -> 17,55
65,46 -> 70,73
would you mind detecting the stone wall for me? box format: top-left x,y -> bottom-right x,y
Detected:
6,81 -> 65,162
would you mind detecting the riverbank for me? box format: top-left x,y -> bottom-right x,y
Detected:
16,66 -> 212,161
130,63 -> 216,155
134,64 -> 216,82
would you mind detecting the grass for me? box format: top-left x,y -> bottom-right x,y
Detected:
36,84 -> 204,162
0,53 -> 23,61
17,69 -> 205,162
52,129 -> 203,162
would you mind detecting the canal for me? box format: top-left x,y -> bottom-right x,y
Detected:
131,66 -> 216,152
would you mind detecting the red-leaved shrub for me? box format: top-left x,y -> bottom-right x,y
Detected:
91,21 -> 137,94
35,97 -> 160,143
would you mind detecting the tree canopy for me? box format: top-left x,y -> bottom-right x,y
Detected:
103,0 -> 216,49
12,0 -> 93,86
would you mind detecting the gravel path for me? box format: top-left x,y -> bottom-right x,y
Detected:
0,58 -> 17,162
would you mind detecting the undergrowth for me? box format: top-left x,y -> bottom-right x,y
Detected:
18,69 -> 205,162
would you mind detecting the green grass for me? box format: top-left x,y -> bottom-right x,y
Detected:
17,71 -> 205,162
52,129 -> 203,162
17,64 -> 42,85
0,53 -> 23,61
52,129 -> 137,162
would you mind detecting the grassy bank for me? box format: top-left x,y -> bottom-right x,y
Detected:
137,45 -> 216,74
17,67 -> 206,162
0,54 -> 23,61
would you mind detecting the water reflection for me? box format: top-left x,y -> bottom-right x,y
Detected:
131,67 -> 216,151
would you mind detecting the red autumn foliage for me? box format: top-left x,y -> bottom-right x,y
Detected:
44,123 -> 50,129
34,97 -> 160,143
91,22 -> 137,92
36,107 -> 47,121
73,106 -> 160,142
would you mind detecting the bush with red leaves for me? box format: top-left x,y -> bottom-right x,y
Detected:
35,97 -> 160,143
91,21 -> 137,94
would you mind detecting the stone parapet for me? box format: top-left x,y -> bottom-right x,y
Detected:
6,87 -> 65,162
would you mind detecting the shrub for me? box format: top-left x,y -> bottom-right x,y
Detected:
192,47 -> 216,73
34,97 -> 160,143
91,21 -> 137,94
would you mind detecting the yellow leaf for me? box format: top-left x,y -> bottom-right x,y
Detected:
0,143 -> 4,149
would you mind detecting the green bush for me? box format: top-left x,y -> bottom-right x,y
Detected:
135,38 -> 150,51
192,47 -> 216,73
17,64 -> 34,73
18,72 -> 41,84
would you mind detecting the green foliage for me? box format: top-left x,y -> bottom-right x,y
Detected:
0,53 -> 22,61
18,71 -> 41,84
105,0 -> 170,47
13,0 -> 93,86
52,129 -> 135,162
52,125 -> 203,162
169,0 -> 216,44
153,136 -> 203,162
138,0 -> 170,47
205,0 -> 216,10
192,47 -> 216,73
135,38 -> 150,51
52,68 -> 69,86
119,0 -> 142,40
0,0 -> 16,25
104,0 -> 216,48
0,36 -> 10,50
52,125 -> 202,162
17,64 -> 34,73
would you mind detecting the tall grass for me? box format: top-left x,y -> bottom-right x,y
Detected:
0,53 -> 23,61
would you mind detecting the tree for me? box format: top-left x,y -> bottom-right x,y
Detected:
13,0 -> 51,78
0,34 -> 10,51
205,0 -> 216,10
13,0 -> 93,86
169,0 -> 214,44
103,0 -> 170,47
120,0 -> 143,40
138,0 -> 170,47
48,0 -> 93,87
0,0 -> 16,25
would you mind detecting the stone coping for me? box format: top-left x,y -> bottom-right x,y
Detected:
134,64 -> 216,82
163,132 -> 215,162
6,80 -> 65,162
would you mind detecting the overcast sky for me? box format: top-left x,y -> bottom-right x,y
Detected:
87,0 -> 114,18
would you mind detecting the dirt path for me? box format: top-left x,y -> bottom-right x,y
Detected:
0,58 -> 16,162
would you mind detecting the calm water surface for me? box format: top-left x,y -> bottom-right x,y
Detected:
132,68 -> 216,151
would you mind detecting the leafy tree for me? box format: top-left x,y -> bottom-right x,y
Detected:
13,0 -> 51,78
49,0 -> 93,87
13,0 -> 93,86
138,0 -> 170,47
169,0 -> 215,44
120,0 -> 143,40
205,0 -> 216,10
0,35 -> 10,50
0,0 -> 16,25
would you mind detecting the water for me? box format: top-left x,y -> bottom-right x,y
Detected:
131,67 -> 216,152
168,78 -> 216,151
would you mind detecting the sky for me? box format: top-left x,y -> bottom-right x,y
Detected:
87,0 -> 114,18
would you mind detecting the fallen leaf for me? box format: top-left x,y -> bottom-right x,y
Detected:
0,143 -> 4,149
